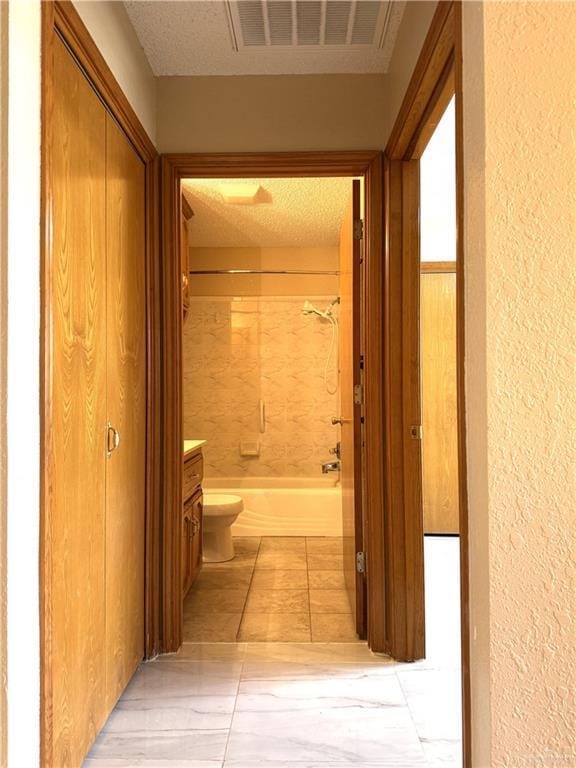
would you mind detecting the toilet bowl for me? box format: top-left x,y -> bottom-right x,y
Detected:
202,493 -> 244,563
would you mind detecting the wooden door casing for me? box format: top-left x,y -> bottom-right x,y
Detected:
421,270 -> 459,533
49,36 -> 108,767
105,115 -> 147,710
340,180 -> 366,637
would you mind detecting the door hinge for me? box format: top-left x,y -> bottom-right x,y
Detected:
356,551 -> 366,574
354,383 -> 363,405
359,354 -> 364,370
353,218 -> 364,241
410,425 -> 423,439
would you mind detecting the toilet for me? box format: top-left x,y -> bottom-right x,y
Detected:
202,493 -> 244,563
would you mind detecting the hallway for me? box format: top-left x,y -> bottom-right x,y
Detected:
84,538 -> 461,767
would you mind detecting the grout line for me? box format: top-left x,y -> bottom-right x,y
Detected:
235,536 -> 261,641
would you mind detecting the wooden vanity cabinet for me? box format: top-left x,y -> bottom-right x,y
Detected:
182,451 -> 203,597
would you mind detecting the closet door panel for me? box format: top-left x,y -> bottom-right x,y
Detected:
105,115 -> 146,708
51,37 -> 108,766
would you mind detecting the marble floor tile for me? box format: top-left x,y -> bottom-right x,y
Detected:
305,537 -> 344,554
85,760 -> 222,767
195,567 -> 254,590
244,588 -> 309,614
185,587 -> 248,615
226,676 -> 427,765
309,589 -> 351,614
307,553 -> 344,570
183,613 -> 242,642
308,570 -> 347,589
101,693 -> 235,732
160,643 -> 248,663
241,662 -> 396,681
259,536 -> 306,553
121,661 -> 243,699
310,613 -> 359,642
250,569 -> 308,590
396,669 -> 462,743
88,727 -> 229,763
238,613 -> 311,642
242,642 -> 388,664
255,552 -> 308,570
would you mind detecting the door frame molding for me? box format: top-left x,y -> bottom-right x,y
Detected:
384,1 -> 471,765
158,151 -> 386,652
40,2 -> 159,763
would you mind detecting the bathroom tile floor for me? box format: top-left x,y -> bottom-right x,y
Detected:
84,538 -> 462,767
183,537 -> 359,643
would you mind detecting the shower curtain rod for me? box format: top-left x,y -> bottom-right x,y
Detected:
189,269 -> 340,276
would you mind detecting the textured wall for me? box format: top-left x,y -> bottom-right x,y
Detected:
463,3 -> 576,766
72,1 -> 157,143
183,297 -> 339,478
157,73 -> 389,153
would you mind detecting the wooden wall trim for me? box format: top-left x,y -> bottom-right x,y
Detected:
384,0 -> 471,763
421,261 -> 457,273
386,1 -> 455,161
159,151 -> 386,654
41,2 -> 159,763
454,3 -> 472,766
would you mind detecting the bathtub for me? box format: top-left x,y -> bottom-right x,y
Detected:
203,477 -> 343,537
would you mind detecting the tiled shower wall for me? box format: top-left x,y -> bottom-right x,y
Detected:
183,296 -> 339,478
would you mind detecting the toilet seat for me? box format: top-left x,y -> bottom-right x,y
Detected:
203,494 -> 243,517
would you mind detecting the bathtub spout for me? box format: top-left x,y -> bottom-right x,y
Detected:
322,461 -> 340,474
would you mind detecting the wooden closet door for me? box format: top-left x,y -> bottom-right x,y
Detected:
105,115 -> 146,708
50,37 -> 108,766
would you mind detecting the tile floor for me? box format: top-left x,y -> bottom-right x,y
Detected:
183,537 -> 358,643
84,537 -> 462,768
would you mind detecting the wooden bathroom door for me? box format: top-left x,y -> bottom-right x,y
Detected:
339,180 -> 366,637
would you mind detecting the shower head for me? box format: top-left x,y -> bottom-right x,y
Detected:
302,298 -> 340,319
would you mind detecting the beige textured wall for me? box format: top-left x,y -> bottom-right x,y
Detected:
462,3 -> 576,766
72,0 -> 157,143
382,0 -> 438,141
158,73 -> 388,153
0,3 -> 7,765
188,246 -> 339,297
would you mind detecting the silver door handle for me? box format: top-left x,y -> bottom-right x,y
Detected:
107,422 -> 120,457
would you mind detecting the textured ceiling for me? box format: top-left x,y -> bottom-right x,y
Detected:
123,1 -> 406,76
182,177 -> 352,247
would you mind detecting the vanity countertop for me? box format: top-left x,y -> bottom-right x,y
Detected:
183,439 -> 207,458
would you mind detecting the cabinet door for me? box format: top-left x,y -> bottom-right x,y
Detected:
105,115 -> 146,710
50,37 -> 108,767
190,493 -> 203,584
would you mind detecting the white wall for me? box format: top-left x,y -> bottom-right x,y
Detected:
6,3 -> 42,766
420,98 -> 456,263
462,2 -> 576,765
72,0 -> 157,144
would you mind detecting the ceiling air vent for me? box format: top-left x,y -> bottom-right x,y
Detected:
228,0 -> 399,51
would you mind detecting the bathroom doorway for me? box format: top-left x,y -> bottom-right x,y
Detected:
161,152 -> 386,652
179,175 -> 366,643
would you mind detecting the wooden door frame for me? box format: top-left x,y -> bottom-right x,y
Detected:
159,151 -> 386,653
384,1 -> 471,765
40,2 -> 160,763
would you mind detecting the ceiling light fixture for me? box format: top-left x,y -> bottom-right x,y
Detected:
219,183 -> 262,204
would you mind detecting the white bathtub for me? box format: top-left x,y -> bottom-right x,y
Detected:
203,477 -> 343,537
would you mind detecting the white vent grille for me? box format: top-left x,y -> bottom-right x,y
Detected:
230,0 -> 394,50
